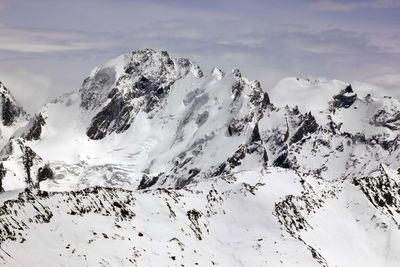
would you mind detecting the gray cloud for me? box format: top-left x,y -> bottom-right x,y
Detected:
311,0 -> 400,11
0,26 -> 117,53
366,74 -> 400,92
0,69 -> 56,113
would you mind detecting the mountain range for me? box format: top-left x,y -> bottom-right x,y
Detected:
0,48 -> 399,266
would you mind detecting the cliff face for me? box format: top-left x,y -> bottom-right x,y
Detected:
0,82 -> 28,147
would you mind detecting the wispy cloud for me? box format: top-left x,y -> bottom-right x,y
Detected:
366,73 -> 400,91
0,69 -> 54,113
0,26 -> 115,53
311,0 -> 400,12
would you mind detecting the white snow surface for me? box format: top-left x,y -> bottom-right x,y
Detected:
2,168 -> 400,267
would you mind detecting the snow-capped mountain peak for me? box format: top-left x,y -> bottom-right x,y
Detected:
79,49 -> 204,140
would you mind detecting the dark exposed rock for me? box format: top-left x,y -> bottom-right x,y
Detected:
138,174 -> 159,190
328,115 -> 341,134
86,95 -> 134,140
213,162 -> 227,177
22,147 -> 36,188
135,76 -> 151,91
228,79 -> 268,141
0,163 -> 6,192
380,137 -> 399,151
274,195 -> 311,236
232,69 -> 242,79
273,151 -> 292,169
332,85 -> 357,109
24,114 -> 46,141
227,146 -> 246,168
335,142 -> 344,152
262,92 -> 271,108
355,166 -> 400,216
290,112 -> 318,144
251,123 -> 261,143
274,179 -> 326,240
370,109 -> 400,131
344,84 -> 353,93
37,164 -> 54,182
211,143 -> 267,177
227,120 -> 243,136
187,209 -> 203,240
1,95 -> 22,126
231,80 -> 244,102
188,168 -> 200,179
173,168 -> 201,189
263,149 -> 268,165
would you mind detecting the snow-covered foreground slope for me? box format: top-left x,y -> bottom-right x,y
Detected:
2,167 -> 400,267
0,49 -> 400,266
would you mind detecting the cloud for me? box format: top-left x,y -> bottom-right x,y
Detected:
1,18 -> 395,97
311,0 -> 400,11
0,69 -> 62,113
0,26 -> 115,53
365,73 -> 400,91
279,29 -> 381,57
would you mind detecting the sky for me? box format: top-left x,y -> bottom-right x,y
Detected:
0,0 -> 399,113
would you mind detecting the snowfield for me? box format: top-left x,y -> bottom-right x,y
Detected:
0,49 -> 399,266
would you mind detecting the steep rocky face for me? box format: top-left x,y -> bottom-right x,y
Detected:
0,82 -> 29,152
80,49 -> 203,140
228,70 -> 269,137
290,112 -> 319,144
331,84 -> 357,109
23,114 -> 46,141
0,82 -> 26,127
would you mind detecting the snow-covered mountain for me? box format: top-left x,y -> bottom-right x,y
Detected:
0,48 -> 400,266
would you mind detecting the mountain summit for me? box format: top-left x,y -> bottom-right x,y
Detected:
0,49 -> 400,266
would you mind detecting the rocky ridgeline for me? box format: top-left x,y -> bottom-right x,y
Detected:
0,181 -> 229,265
81,49 -> 203,140
3,49 -> 397,191
0,82 -> 25,128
